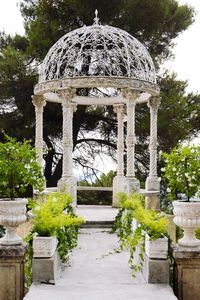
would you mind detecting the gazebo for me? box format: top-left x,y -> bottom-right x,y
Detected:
32,11 -> 160,207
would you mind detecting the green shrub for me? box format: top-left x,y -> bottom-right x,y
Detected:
161,144 -> 200,201
196,228 -> 200,240
25,192 -> 84,287
0,134 -> 45,199
113,192 -> 169,275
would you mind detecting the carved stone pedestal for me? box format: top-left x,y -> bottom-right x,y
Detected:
145,177 -> 160,210
125,177 -> 140,195
0,244 -> 26,300
112,175 -> 126,207
145,191 -> 160,210
172,246 -> 200,300
32,251 -> 61,284
143,235 -> 169,284
57,176 -> 77,207
143,253 -> 169,284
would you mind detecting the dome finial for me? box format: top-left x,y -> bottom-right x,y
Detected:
94,9 -> 100,25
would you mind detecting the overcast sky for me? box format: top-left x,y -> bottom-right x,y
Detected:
0,0 -> 200,94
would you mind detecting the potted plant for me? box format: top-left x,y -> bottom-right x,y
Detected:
28,193 -> 84,259
161,144 -> 200,247
0,134 -> 45,245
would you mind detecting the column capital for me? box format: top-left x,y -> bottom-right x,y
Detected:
113,104 -> 125,114
32,95 -> 46,110
122,89 -> 140,101
147,96 -> 161,111
58,88 -> 76,102
71,102 -> 77,113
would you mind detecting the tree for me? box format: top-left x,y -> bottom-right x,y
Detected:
78,170 -> 116,205
0,0 -> 199,187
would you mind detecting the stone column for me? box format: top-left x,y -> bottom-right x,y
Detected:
145,96 -> 160,209
123,89 -> 140,194
112,104 -> 126,206
32,95 -> 46,168
0,244 -> 26,300
57,89 -> 77,205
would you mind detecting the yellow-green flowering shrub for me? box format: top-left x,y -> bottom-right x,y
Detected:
113,192 -> 169,275
25,193 -> 84,287
31,193 -> 83,236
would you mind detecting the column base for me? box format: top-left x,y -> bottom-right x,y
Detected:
125,177 -> 140,195
145,177 -> 160,210
57,176 -> 77,207
145,176 -> 160,191
112,175 -> 127,207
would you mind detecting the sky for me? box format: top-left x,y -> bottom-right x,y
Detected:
0,0 -> 200,94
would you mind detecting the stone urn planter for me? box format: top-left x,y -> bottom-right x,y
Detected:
145,233 -> 168,259
0,198 -> 28,245
33,236 -> 58,258
173,200 -> 200,247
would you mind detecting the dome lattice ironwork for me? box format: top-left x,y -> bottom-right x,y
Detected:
39,13 -> 156,85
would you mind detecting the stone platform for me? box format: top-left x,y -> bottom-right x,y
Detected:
24,207 -> 177,300
76,205 -> 118,227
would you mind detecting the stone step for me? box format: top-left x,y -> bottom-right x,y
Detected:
81,220 -> 114,228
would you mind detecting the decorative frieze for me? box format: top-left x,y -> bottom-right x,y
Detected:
34,77 -> 160,97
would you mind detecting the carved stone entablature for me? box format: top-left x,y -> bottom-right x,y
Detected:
34,77 -> 160,99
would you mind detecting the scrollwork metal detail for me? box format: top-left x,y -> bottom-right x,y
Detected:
39,19 -> 157,85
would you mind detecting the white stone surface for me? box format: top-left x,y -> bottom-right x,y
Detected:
145,97 -> 160,192
145,234 -> 168,259
32,96 -> 46,168
0,198 -> 28,245
33,236 -> 58,258
24,227 -> 177,300
173,200 -> 200,247
76,205 -> 118,222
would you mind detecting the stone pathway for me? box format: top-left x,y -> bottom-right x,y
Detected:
24,207 -> 177,300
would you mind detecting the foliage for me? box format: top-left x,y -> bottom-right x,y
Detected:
161,144 -> 200,201
29,193 -> 84,237
0,1 -> 199,185
20,0 -> 194,63
196,228 -> 200,240
78,170 -> 116,205
0,134 -> 45,199
158,74 -> 200,152
113,192 -> 169,275
25,192 -> 84,287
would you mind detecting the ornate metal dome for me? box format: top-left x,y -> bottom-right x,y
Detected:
39,13 -> 156,85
